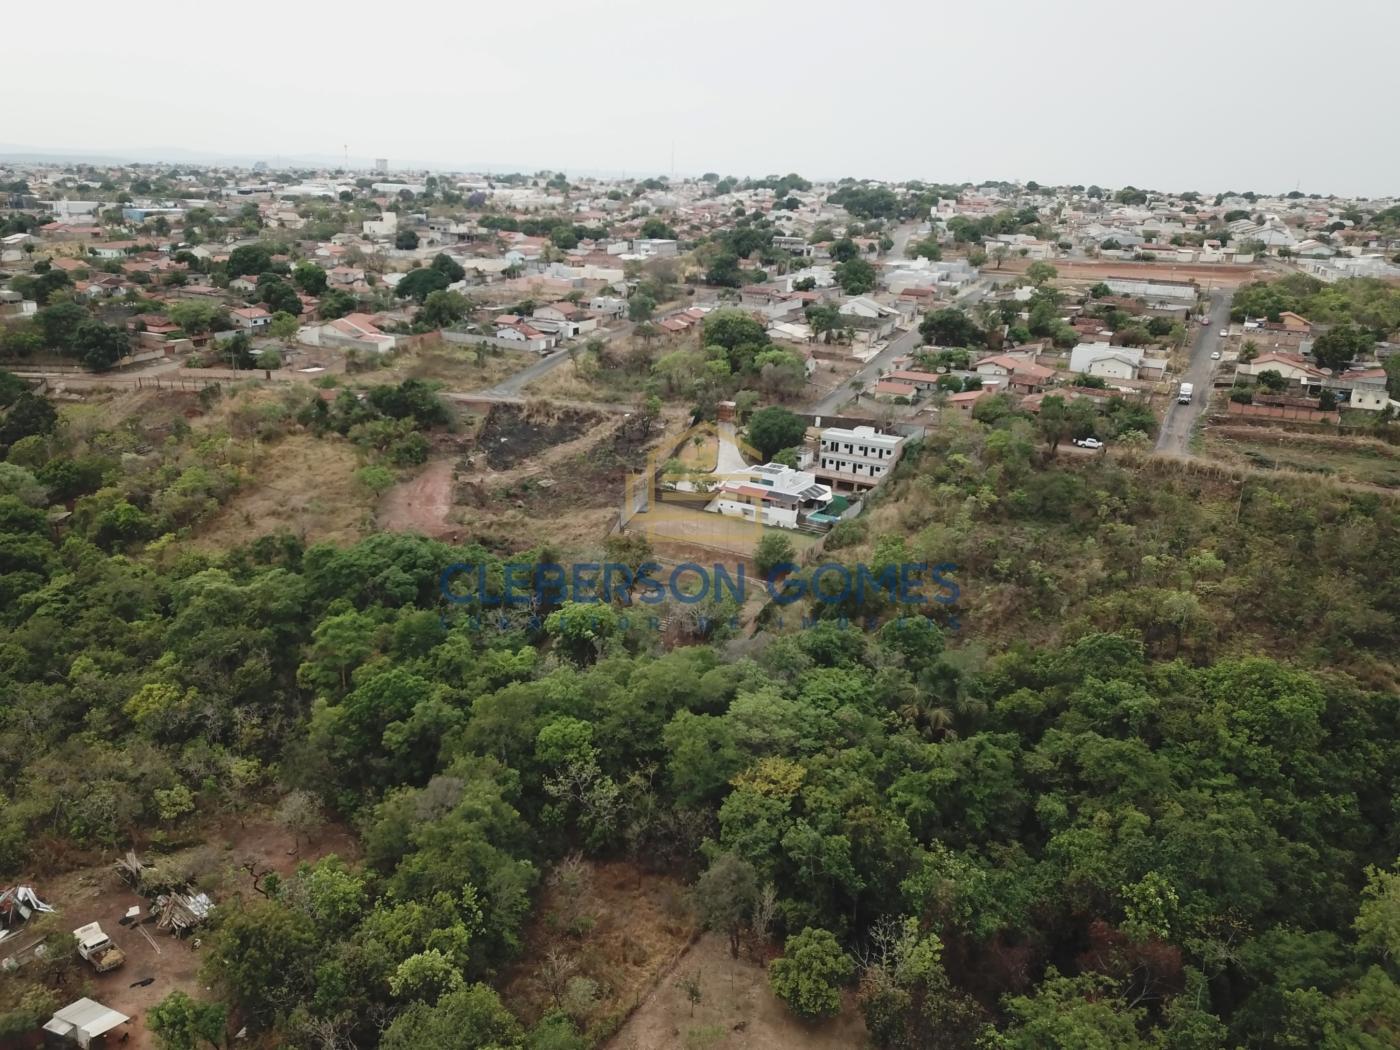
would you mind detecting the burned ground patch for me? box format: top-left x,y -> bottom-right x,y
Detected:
476,403 -> 604,470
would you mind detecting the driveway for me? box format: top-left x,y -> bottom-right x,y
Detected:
1156,290 -> 1229,455
715,421 -> 750,474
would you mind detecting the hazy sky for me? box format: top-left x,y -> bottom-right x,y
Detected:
10,0 -> 1398,197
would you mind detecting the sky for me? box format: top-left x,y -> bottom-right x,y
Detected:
9,0 -> 1398,198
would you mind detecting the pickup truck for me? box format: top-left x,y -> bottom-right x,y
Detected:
73,922 -> 126,973
1177,382 -> 1194,405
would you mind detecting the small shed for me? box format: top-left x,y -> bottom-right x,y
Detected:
43,998 -> 129,1048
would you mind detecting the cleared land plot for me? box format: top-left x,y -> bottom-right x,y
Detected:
312,400 -> 674,555
606,932 -> 869,1050
999,257 -> 1270,287
192,432 -> 370,548
1204,425 -> 1400,488
381,340 -> 530,389
7,818 -> 357,1050
524,352 -> 655,404
477,404 -> 609,470
500,860 -> 697,1040
805,355 -> 866,401
625,503 -> 820,563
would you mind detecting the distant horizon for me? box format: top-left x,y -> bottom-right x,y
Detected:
5,0 -> 1398,198
1,142 -> 1392,203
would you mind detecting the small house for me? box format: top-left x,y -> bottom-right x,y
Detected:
230,306 -> 271,330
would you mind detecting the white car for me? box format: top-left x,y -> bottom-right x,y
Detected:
1211,350 -> 1221,359
1073,437 -> 1104,450
1219,330 -> 1228,337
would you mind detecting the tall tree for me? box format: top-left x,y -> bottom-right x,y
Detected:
396,268 -> 450,303
1311,323 -> 1373,372
746,406 -> 807,461
836,257 -> 876,295
292,262 -> 328,294
769,928 -> 853,1021
146,991 -> 227,1050
72,321 -> 129,371
693,853 -> 758,958
430,253 -> 466,283
227,243 -> 274,276
920,308 -> 983,347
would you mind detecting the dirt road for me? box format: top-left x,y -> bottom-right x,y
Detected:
378,457 -> 457,535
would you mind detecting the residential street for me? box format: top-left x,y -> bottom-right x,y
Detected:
889,221 -> 922,261
808,325 -> 923,415
474,320 -> 633,397
806,277 -> 992,416
1156,289 -> 1229,455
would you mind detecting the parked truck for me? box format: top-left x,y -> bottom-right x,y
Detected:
1177,382 -> 1194,405
73,922 -> 125,973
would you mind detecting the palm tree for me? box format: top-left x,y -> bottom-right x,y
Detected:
974,301 -> 999,332
929,388 -> 950,423
899,696 -> 955,740
914,659 -> 986,740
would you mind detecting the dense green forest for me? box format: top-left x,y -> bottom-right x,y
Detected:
2,386 -> 1399,1048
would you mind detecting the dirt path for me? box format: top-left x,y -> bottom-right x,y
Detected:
606,932 -> 869,1050
997,257 -> 1269,287
378,456 -> 457,535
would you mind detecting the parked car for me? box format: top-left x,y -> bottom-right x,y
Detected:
1073,437 -> 1104,450
73,922 -> 125,973
1211,350 -> 1221,359
1219,330 -> 1228,337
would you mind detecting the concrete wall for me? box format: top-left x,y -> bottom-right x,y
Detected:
441,330 -> 551,354
709,496 -> 799,529
1226,401 -> 1339,423
1104,277 -> 1198,302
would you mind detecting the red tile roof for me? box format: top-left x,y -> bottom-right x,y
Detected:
873,381 -> 918,396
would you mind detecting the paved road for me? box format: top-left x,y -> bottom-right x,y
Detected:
475,321 -> 633,397
805,277 -> 993,416
889,221 -> 924,261
1156,289 -> 1229,455
808,324 -> 924,416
